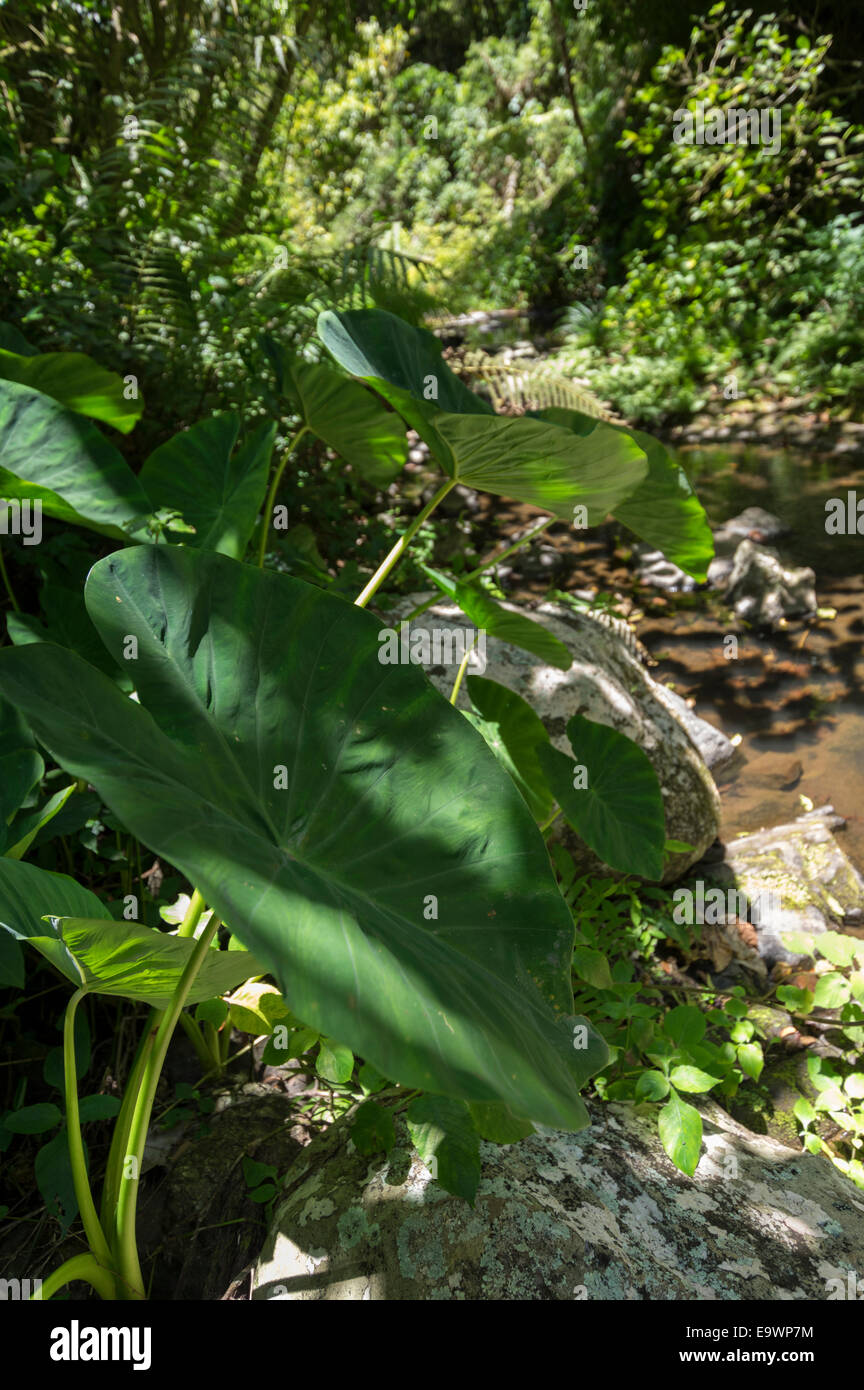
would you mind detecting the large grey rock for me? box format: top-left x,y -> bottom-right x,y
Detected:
724,540 -> 816,626
253,1101 -> 864,1301
653,685 -> 738,775
697,806 -> 864,967
384,596 -> 720,881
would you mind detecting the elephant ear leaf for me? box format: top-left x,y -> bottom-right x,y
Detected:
318,306 -> 491,473
263,337 -> 407,486
0,350 -> 143,433
0,378 -> 152,537
0,546 -> 608,1130
536,713 -> 666,880
535,408 -> 713,580
26,917 -> 264,1008
319,309 -> 648,519
139,413 -> 276,558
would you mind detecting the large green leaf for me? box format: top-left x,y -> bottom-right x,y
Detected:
318,307 -> 492,472
422,567 -> 572,670
536,409 -> 713,580
264,342 -> 407,486
0,695 -> 43,845
0,547 -> 607,1129
536,714 -> 666,880
139,414 -> 276,559
433,411 -> 648,522
318,309 -> 647,519
4,782 -> 76,861
0,857 -> 113,987
0,858 -> 112,941
465,675 -> 554,824
27,917 -> 263,1007
0,378 -> 151,538
0,351 -> 143,433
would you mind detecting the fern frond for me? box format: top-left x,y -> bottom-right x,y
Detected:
447,346 -> 619,423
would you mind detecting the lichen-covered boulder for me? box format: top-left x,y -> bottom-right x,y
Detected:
253,1101 -> 864,1301
384,596 -> 720,881
697,805 -> 864,967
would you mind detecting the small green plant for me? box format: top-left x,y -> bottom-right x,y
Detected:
550,863 -> 767,1175
775,930 -> 864,1188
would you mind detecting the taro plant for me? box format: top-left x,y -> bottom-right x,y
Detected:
0,306 -> 714,1299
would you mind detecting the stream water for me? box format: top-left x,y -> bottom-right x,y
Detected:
650,444 -> 864,865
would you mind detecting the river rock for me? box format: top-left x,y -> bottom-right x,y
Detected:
695,806 -> 864,967
633,545 -> 697,593
652,685 -> 738,775
252,1100 -> 864,1301
723,540 -> 816,626
384,596 -> 721,881
714,507 -> 788,546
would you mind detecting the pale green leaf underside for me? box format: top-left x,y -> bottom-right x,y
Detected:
29,916 -> 263,1006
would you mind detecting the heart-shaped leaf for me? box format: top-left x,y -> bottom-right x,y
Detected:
0,546 -> 607,1129
319,309 -> 648,519
264,341 -> 407,485
433,411 -> 648,522
536,714 -> 666,880
0,350 -> 143,433
139,414 -> 276,558
464,675 -> 554,824
536,408 -> 713,580
318,307 -> 490,472
0,378 -> 152,537
27,917 -> 264,1007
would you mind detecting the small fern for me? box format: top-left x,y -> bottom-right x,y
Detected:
445,346 -> 620,423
